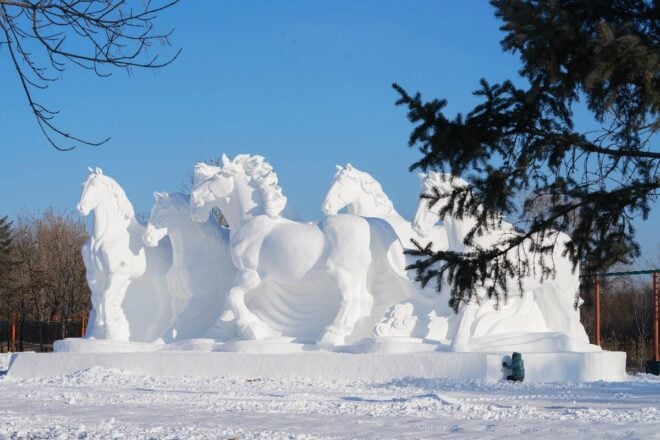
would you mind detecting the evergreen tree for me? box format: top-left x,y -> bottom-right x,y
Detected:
394,0 -> 659,310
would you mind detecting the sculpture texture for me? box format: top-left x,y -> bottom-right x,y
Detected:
73,156 -> 595,354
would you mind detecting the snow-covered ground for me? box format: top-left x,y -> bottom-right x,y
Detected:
0,363 -> 658,440
0,353 -> 10,372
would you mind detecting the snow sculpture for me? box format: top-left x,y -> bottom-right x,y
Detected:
373,303 -> 417,337
189,154 -> 421,345
143,192 -> 237,342
321,163 -> 454,337
67,156 -> 596,357
78,168 -> 172,342
413,172 -> 591,352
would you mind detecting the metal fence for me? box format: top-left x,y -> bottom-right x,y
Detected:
0,320 -> 85,352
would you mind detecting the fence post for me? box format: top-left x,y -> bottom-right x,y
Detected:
594,275 -> 601,347
10,314 -> 16,353
81,313 -> 86,337
653,272 -> 659,362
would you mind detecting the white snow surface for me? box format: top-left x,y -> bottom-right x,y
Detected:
0,353 -> 10,372
0,365 -> 658,439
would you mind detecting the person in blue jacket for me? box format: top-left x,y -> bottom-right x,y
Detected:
503,352 -> 525,382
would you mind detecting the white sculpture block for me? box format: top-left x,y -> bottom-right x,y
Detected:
67,155 -> 598,357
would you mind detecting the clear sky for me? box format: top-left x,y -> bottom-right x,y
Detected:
1,1 -> 658,260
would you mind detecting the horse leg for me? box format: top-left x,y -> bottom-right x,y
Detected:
450,298 -> 480,351
224,269 -> 279,340
85,274 -> 106,339
167,293 -> 230,343
319,265 -> 368,346
102,274 -> 132,342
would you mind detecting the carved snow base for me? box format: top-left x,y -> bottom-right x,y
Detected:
339,337 -> 438,354
8,350 -> 627,383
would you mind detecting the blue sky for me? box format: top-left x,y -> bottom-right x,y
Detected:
1,1 -> 657,260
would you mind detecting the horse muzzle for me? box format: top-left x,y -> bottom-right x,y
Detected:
76,202 -> 89,216
322,201 -> 338,216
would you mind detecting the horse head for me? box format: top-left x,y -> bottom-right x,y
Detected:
78,167 -> 135,222
144,191 -> 185,247
190,162 -> 235,223
322,163 -> 393,217
77,167 -> 107,216
412,171 -> 461,236
322,164 -> 358,215
190,154 -> 288,226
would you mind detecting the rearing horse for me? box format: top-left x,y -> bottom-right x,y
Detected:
190,154 -> 411,345
78,167 -> 173,342
77,168 -> 149,341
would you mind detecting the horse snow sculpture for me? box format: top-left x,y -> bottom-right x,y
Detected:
413,172 -> 591,352
322,164 -> 449,252
144,192 -> 237,342
321,164 -> 455,336
189,154 -> 416,345
77,168 -> 173,342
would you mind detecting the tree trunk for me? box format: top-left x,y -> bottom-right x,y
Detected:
18,316 -> 25,352
38,320 -> 44,352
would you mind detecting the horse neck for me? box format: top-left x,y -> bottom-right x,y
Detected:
166,214 -> 224,264
441,208 -> 479,252
347,186 -> 398,218
91,203 -> 131,243
220,176 -> 265,228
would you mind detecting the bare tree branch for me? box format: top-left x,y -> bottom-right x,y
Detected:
0,0 -> 180,150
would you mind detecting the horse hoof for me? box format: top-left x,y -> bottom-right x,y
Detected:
318,328 -> 345,346
240,320 -> 279,340
205,319 -> 237,341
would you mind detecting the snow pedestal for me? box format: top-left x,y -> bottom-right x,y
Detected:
7,349 -> 626,383
63,160 -> 629,384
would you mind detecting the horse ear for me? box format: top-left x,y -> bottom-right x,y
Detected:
153,191 -> 164,201
221,154 -> 230,166
346,163 -> 354,171
87,166 -> 94,174
335,165 -> 343,172
95,167 -> 103,175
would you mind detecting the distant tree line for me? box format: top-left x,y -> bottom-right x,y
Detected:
580,272 -> 657,371
0,211 -> 89,351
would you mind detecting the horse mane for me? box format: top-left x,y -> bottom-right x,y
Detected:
341,166 -> 394,214
162,192 -> 230,246
193,163 -> 222,187
227,154 -> 287,218
422,171 -> 468,193
96,174 -> 135,220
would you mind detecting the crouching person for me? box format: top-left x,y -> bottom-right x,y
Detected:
503,352 -> 525,382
